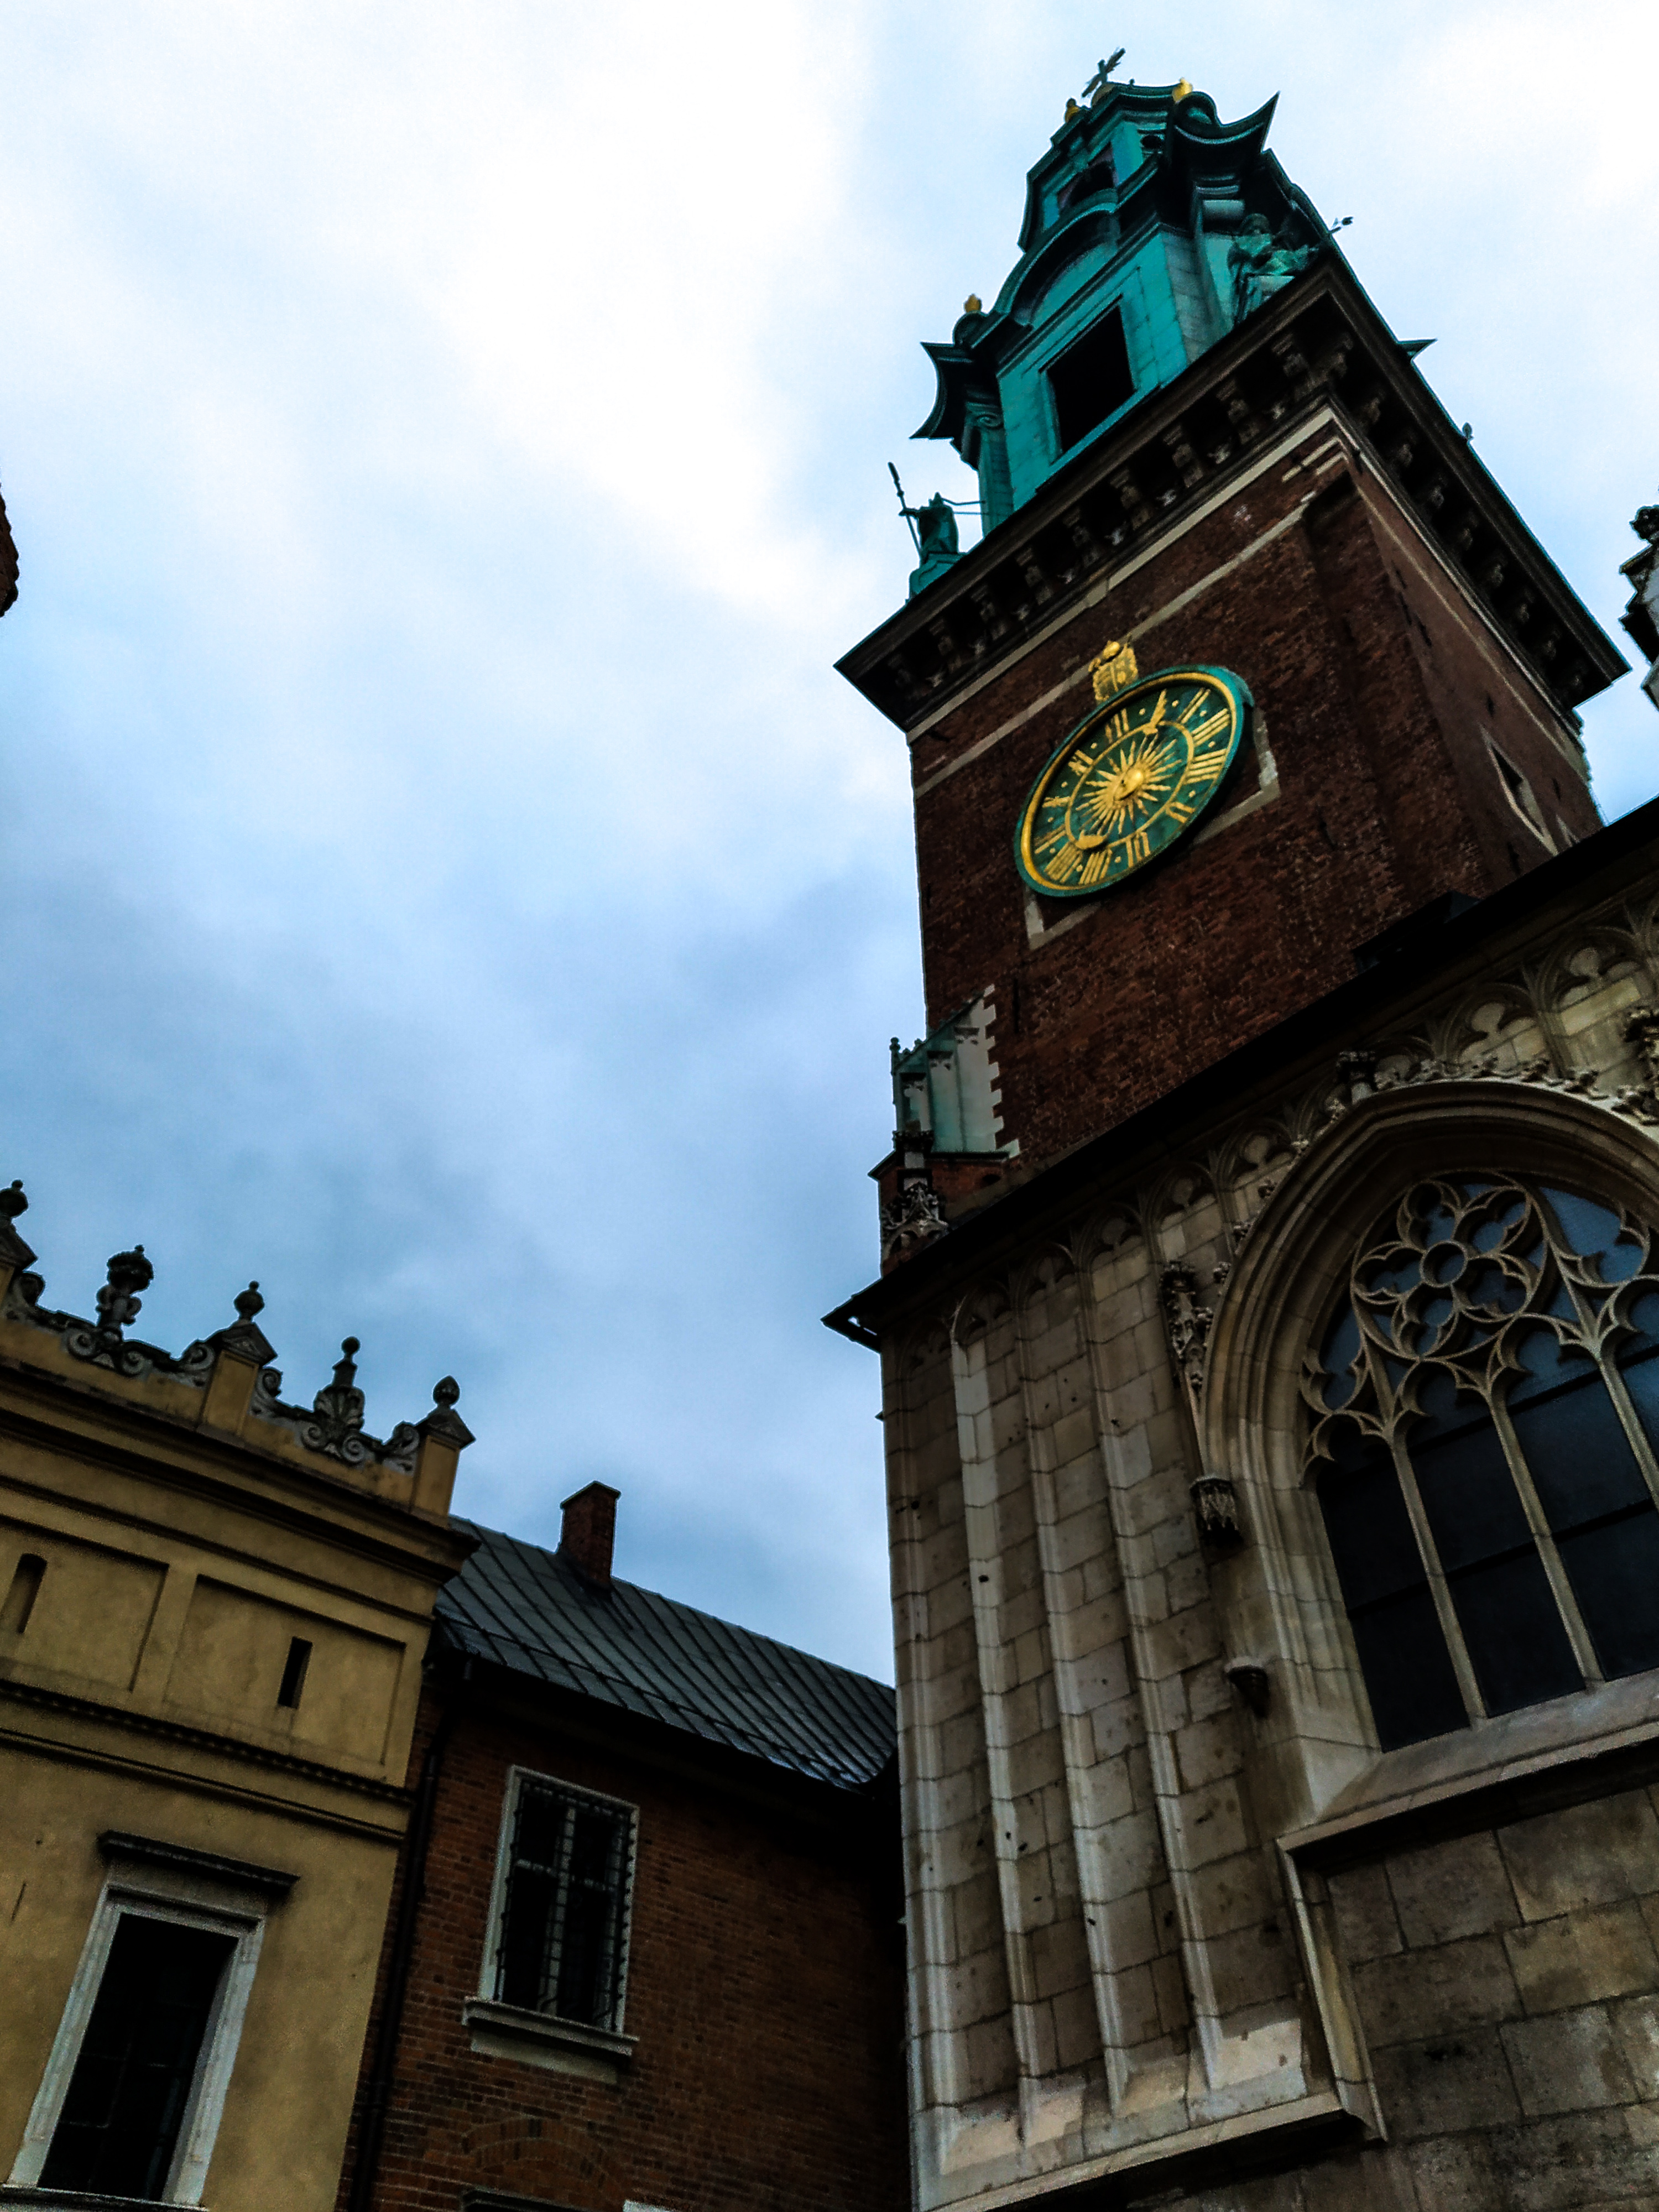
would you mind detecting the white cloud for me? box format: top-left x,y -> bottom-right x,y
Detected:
0,1 -> 1655,1676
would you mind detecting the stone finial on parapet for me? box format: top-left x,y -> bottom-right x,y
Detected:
95,1247 -> 153,1345
0,1175 -> 473,1508
194,1282 -> 279,1436
410,1375 -> 474,1519
244,1335 -> 473,1505
302,1338 -> 368,1462
65,1246 -> 158,1374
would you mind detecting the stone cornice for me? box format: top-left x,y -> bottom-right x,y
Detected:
0,1673 -> 413,1809
837,258 -> 1623,734
0,1376 -> 475,1600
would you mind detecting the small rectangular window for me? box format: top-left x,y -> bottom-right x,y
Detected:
39,1913 -> 234,2201
1047,310 -> 1134,453
2,1553 -> 45,1635
493,1775 -> 635,2032
276,1637 -> 312,1709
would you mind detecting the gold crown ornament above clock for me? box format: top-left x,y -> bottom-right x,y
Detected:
1014,641 -> 1252,898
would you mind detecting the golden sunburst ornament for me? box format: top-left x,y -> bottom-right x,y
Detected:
1014,657 -> 1251,898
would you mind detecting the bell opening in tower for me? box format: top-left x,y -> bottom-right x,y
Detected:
1047,307 -> 1133,452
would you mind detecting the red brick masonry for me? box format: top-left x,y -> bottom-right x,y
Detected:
907,424 -> 1600,1173
338,1689 -> 909,2212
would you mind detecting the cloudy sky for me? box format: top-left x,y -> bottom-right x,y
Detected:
1,2 -> 1655,1681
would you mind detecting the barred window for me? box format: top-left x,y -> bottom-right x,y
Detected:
1305,1176 -> 1659,1750
492,1774 -> 635,2032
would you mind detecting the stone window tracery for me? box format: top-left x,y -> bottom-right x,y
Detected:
1303,1176 -> 1659,1750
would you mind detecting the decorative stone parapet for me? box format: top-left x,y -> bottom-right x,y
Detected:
0,1182 -> 471,1514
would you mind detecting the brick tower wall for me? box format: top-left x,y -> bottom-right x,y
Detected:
905,411 -> 1599,1172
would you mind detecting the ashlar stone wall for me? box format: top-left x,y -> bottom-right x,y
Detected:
1323,1793 -> 1659,2208
883,866 -> 1659,2211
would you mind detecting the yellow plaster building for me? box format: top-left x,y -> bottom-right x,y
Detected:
0,1181 -> 473,2212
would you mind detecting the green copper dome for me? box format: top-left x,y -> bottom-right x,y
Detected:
915,76 -> 1329,536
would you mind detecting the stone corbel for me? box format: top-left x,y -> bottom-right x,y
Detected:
926,612 -> 968,675
1192,1472 -> 1245,1554
1161,419 -> 1205,490
882,649 -> 923,714
1312,330 -> 1356,389
1224,1657 -> 1271,1714
1107,463 -> 1153,532
1333,1048 -> 1379,1105
1269,328 -> 1315,399
967,580 -> 1009,644
1013,542 -> 1053,610
1059,502 -> 1104,571
1161,1262 -> 1248,1553
1215,373 -> 1262,446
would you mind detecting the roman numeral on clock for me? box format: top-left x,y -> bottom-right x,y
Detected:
1183,708 -> 1232,745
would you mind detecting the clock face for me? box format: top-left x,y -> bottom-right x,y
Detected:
1014,665 -> 1251,898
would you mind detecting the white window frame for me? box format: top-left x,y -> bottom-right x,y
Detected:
460,1765 -> 638,2080
6,1850 -> 270,2205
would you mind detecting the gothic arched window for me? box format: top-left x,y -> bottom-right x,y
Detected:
1304,1177 -> 1659,1750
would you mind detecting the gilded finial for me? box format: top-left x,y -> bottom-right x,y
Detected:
1089,639 -> 1140,702
963,293 -> 982,315
1171,77 -> 1194,103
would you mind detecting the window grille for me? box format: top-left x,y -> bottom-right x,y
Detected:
1304,1176 -> 1659,1750
495,1777 -> 635,2032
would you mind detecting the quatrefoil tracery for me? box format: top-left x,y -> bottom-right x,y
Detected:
1303,1177 -> 1659,1464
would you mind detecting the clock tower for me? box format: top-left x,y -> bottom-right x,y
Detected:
832,62 -> 1659,2212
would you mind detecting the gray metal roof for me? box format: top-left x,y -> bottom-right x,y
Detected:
436,1520 -> 896,1794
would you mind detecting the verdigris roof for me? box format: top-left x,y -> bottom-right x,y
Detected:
436,1519 -> 896,1793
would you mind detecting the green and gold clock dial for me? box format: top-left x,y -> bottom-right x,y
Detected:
1015,662 -> 1251,899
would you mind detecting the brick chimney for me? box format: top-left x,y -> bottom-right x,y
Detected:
559,1481 -> 620,1590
